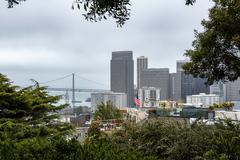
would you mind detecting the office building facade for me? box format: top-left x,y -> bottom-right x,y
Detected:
175,60 -> 210,101
136,58 -> 210,102
137,56 -> 148,89
169,72 -> 182,101
111,51 -> 134,107
140,68 -> 170,100
226,78 -> 240,101
210,82 -> 226,102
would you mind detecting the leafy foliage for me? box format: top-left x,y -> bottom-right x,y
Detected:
5,0 -> 197,26
0,73 -> 83,160
72,0 -> 130,27
184,0 -> 240,84
0,137 -> 87,160
85,118 -> 240,160
87,120 -> 101,137
160,102 -> 167,108
209,102 -> 235,111
5,0 -> 25,8
1,80 -> 240,160
0,73 -> 72,142
93,101 -> 123,120
185,0 -> 196,5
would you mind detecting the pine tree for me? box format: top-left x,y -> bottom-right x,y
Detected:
0,73 -> 72,141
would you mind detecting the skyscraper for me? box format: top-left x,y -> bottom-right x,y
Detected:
210,82 -> 226,102
137,56 -> 148,89
176,60 -> 186,72
225,78 -> 240,101
140,68 -> 170,100
169,72 -> 181,101
175,60 -> 210,101
111,51 -> 134,107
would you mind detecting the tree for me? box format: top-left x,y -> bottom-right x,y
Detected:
0,73 -> 85,159
5,0 -> 197,26
183,0 -> 240,84
84,118 -> 240,160
160,102 -> 167,109
0,73 -> 72,141
209,102 -> 234,111
221,102 -> 234,111
2,73 -> 240,159
87,120 -> 101,137
94,101 -> 123,120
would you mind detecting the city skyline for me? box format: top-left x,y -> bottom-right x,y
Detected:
0,0 -> 212,87
0,1 -> 240,159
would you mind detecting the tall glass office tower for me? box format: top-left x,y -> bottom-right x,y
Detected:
137,56 -> 148,90
111,51 -> 134,107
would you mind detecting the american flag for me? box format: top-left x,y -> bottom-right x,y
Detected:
134,97 -> 141,107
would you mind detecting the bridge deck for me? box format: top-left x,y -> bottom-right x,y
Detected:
46,88 -> 110,93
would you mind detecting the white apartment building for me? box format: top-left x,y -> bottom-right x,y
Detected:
187,93 -> 220,108
91,92 -> 127,112
215,111 -> 240,121
138,87 -> 161,107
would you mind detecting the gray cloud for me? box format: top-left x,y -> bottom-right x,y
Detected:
0,0 -> 212,88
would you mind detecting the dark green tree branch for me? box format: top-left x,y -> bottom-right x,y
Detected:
0,73 -> 72,141
5,0 -> 197,26
183,0 -> 240,84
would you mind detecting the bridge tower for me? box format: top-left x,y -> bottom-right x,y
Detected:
65,90 -> 70,104
72,73 -> 76,107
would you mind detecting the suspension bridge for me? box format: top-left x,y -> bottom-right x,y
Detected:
37,73 -> 110,107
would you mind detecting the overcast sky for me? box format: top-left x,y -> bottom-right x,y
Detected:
0,0 -> 212,89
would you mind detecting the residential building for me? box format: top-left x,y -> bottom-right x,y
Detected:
186,93 -> 220,108
138,87 -> 161,107
91,92 -> 127,112
111,51 -> 134,107
215,111 -> 240,121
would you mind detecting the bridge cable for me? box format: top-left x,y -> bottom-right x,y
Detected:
39,74 -> 72,85
74,73 -> 108,88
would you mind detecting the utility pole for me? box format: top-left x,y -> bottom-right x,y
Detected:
72,73 -> 75,107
